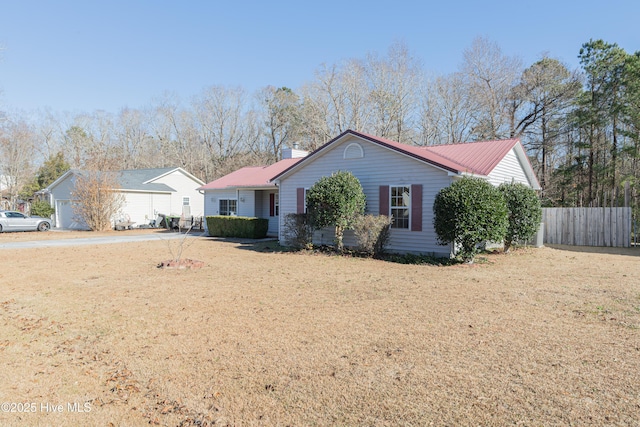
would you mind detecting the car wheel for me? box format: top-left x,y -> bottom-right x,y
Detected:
37,222 -> 50,232
0,224 -> 3,232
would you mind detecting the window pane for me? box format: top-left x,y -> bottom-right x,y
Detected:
219,200 -> 229,215
390,186 -> 410,229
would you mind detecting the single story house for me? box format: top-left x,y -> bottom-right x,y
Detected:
198,146 -> 308,236
44,167 -> 205,230
201,130 -> 540,256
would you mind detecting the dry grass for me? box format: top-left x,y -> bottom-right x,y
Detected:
0,234 -> 639,426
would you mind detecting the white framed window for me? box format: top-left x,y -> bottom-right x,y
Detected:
182,196 -> 190,206
390,186 -> 410,229
275,193 -> 279,216
219,199 -> 237,216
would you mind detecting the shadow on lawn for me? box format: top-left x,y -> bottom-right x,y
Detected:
228,238 -> 456,265
204,236 -> 285,253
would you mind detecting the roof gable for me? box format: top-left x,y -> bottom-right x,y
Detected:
271,130 -> 527,181
45,169 -> 78,191
142,167 -> 205,186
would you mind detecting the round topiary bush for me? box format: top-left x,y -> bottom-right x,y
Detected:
433,176 -> 508,263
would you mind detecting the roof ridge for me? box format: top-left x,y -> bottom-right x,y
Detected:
119,167 -> 177,172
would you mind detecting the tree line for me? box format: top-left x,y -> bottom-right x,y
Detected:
1,37 -> 638,212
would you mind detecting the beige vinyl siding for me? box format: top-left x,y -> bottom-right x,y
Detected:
488,148 -> 530,187
278,135 -> 454,256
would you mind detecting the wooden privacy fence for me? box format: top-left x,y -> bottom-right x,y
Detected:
542,207 -> 633,247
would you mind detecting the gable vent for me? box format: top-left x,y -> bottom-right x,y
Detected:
344,143 -> 364,159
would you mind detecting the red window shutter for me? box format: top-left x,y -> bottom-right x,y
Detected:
411,184 -> 422,231
269,193 -> 275,216
379,186 -> 389,217
296,188 -> 305,214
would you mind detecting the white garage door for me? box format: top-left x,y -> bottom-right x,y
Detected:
55,200 -> 88,230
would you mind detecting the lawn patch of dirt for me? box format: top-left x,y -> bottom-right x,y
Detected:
0,237 -> 639,426
157,259 -> 205,269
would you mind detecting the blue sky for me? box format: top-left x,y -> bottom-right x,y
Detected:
0,0 -> 638,114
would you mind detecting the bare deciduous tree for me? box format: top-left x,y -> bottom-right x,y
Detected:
192,85 -> 249,180
72,149 -> 124,231
0,118 -> 36,209
151,93 -> 204,176
365,41 -> 422,143
417,73 -> 474,145
461,36 -> 522,140
116,107 -> 154,169
259,86 -> 301,162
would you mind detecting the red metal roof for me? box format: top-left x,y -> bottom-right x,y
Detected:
424,139 -> 519,176
204,130 -> 526,189
198,158 -> 302,190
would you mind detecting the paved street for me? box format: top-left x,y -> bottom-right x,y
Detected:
0,232 -> 204,250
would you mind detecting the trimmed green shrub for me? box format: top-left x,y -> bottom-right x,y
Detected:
352,214 -> 392,257
30,200 -> 55,218
282,213 -> 314,249
206,216 -> 268,239
499,182 -> 542,252
306,171 -> 366,252
433,176 -> 508,263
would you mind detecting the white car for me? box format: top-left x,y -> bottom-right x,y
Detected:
0,210 -> 51,232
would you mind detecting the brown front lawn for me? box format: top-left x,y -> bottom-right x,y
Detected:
0,237 -> 638,426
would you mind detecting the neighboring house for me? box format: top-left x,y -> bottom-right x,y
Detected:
44,167 -> 205,230
271,130 -> 540,257
198,146 -> 308,236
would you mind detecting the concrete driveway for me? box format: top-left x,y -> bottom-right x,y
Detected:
0,231 -> 204,250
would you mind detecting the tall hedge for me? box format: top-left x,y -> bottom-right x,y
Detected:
206,216 -> 268,239
499,182 -> 542,252
433,177 -> 508,263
